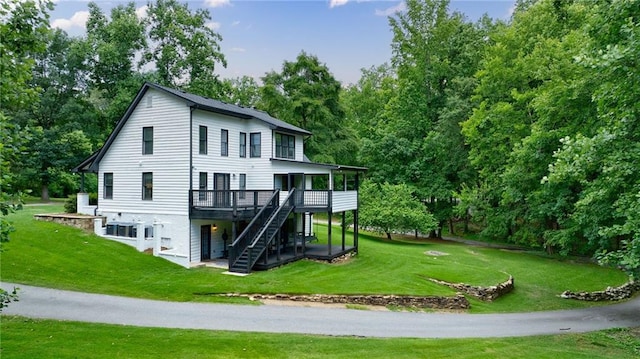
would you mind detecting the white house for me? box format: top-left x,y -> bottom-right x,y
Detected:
74,82 -> 365,272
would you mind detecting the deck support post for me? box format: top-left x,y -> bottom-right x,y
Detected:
328,211 -> 332,256
301,212 -> 306,254
341,211 -> 346,251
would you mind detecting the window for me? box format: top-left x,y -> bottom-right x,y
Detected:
239,174 -> 246,199
104,173 -> 113,199
142,172 -> 153,200
143,127 -> 153,155
275,133 -> 295,159
221,129 -> 228,156
239,132 -> 246,158
199,126 -> 207,154
250,132 -> 261,158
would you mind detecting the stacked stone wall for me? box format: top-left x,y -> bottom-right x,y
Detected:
225,293 -> 470,310
427,276 -> 515,301
34,214 -> 106,232
561,280 -> 639,301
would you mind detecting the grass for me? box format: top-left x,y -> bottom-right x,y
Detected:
1,316 -> 639,359
0,204 -> 631,313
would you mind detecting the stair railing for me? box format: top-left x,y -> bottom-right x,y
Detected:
246,188 -> 297,269
228,189 -> 279,269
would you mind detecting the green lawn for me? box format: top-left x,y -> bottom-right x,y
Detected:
0,204 -> 630,313
2,316 -> 638,359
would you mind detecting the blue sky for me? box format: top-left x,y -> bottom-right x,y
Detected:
51,0 -> 515,85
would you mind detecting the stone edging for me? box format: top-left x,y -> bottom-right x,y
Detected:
222,293 -> 470,310
426,275 -> 515,301
560,280 -> 639,301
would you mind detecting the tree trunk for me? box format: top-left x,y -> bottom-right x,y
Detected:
386,232 -> 392,240
448,218 -> 454,236
41,184 -> 50,202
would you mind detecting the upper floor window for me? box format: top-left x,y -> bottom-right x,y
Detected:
143,127 -> 153,155
250,132 -> 261,158
142,172 -> 153,200
239,132 -> 246,158
199,126 -> 207,155
221,129 -> 228,157
275,133 -> 295,159
104,173 -> 113,199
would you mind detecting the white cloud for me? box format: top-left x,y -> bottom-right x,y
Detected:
51,10 -> 89,31
136,5 -> 148,19
375,1 -> 406,17
205,0 -> 231,8
206,21 -> 221,30
329,0 -> 349,8
231,47 -> 246,52
232,20 -> 240,26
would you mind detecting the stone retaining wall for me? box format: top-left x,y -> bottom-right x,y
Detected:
560,280 -> 639,301
34,213 -> 105,232
427,275 -> 515,301
224,293 -> 470,310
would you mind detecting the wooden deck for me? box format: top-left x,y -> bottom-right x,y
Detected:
252,244 -> 356,271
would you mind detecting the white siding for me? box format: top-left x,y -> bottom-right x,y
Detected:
192,110 -> 275,190
98,88 -> 191,216
332,191 -> 358,212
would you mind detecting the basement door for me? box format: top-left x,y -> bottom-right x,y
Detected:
200,225 -> 211,261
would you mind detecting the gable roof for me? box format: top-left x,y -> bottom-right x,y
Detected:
81,82 -> 311,172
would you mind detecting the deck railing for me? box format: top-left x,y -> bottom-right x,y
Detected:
293,190 -> 331,208
190,190 -> 275,215
228,190 -> 280,269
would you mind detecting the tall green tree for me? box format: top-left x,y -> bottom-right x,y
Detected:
259,51 -> 358,164
461,0 -> 598,245
143,0 -> 226,89
84,1 -> 147,134
0,0 -> 53,308
365,0 -> 488,236
542,0 -> 640,277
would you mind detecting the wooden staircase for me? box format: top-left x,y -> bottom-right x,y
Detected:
228,189 -> 296,273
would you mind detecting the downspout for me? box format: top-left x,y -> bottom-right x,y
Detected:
189,106 -> 194,263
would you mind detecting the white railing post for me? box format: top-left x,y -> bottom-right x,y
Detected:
153,221 -> 163,256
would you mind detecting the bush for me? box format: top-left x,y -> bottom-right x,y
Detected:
65,193 -> 98,213
65,194 -> 77,213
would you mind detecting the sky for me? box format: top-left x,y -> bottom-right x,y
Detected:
50,0 -> 516,85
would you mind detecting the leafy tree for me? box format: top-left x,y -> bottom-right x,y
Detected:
84,2 -> 147,134
223,76 -> 261,107
143,0 -> 226,89
341,64 -> 396,157
461,0 -> 597,245
85,1 -> 146,97
542,0 -> 640,277
359,181 -> 437,240
0,0 -> 53,309
365,0 -> 488,236
259,51 -> 358,165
